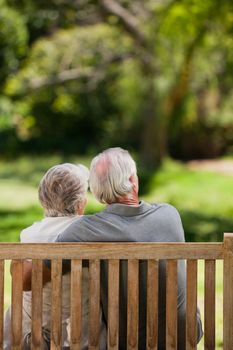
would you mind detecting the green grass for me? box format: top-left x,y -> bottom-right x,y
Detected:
1,156 -> 233,242
0,155 -> 92,187
144,159 -> 233,242
0,155 -> 230,348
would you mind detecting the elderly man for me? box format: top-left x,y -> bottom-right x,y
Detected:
23,147 -> 203,349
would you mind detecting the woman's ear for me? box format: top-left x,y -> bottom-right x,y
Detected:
77,198 -> 87,215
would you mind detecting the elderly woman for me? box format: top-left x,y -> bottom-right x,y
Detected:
4,163 -> 106,350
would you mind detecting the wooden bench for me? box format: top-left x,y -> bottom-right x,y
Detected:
0,233 -> 232,350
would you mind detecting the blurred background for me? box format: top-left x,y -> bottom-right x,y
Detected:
1,0 -> 233,243
0,1 -> 233,346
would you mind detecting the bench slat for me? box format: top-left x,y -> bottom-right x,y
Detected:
127,259 -> 139,350
166,260 -> 177,350
11,260 -> 23,350
186,260 -> 197,350
89,260 -> 100,350
146,260 -> 158,350
0,260 -> 4,350
204,260 -> 215,350
223,233 -> 233,350
31,260 -> 43,350
51,260 -> 62,350
108,260 -> 119,350
70,259 -> 82,350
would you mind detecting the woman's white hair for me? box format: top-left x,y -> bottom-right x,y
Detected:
89,147 -> 137,204
39,163 -> 89,217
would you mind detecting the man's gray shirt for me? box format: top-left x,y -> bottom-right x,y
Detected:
55,201 -> 203,349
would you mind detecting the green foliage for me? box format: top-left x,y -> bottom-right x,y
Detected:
0,0 -> 28,82
0,0 -> 232,161
0,97 -> 14,129
5,24 -> 132,96
3,24 -> 137,153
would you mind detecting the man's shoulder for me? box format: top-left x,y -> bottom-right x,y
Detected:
149,202 -> 180,215
57,212 -> 107,242
72,211 -> 106,225
80,203 -> 180,220
152,202 -> 182,222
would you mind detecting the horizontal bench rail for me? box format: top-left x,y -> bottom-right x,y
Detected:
0,242 -> 224,260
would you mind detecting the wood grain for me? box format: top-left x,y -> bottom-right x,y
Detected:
0,243 -> 223,260
31,260 -> 43,350
51,260 -> 62,350
146,260 -> 158,350
127,259 -> 139,350
223,233 -> 233,350
89,260 -> 100,350
0,260 -> 4,350
186,260 -> 197,350
204,260 -> 215,350
11,260 -> 23,350
70,260 -> 82,350
166,260 -> 177,350
108,260 -> 119,350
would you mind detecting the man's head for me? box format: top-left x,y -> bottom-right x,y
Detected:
39,163 -> 89,216
89,147 -> 138,204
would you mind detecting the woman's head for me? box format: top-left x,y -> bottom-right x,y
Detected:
39,163 -> 89,217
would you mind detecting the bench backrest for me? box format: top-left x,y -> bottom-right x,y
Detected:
0,233 -> 232,350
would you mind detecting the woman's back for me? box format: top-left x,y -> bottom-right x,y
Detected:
21,216 -> 80,347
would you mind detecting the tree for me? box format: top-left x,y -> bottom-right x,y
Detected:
1,0 -> 233,166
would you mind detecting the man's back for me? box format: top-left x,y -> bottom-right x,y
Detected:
57,201 -> 203,349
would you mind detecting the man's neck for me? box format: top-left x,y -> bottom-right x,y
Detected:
114,193 -> 139,206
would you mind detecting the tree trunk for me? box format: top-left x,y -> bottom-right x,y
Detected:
140,64 -> 167,171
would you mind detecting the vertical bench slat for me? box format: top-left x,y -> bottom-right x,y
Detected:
70,259 -> 82,350
166,260 -> 178,350
11,260 -> 23,350
31,259 -> 43,350
223,233 -> 233,350
51,260 -> 62,350
89,259 -> 100,350
108,260 -> 119,350
127,259 -> 139,350
186,260 -> 197,350
146,260 -> 158,350
0,260 -> 4,350
204,260 -> 215,350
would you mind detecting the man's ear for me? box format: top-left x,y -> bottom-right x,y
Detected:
129,174 -> 139,192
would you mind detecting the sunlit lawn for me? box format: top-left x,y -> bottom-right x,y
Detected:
145,159 -> 233,242
0,156 -> 230,348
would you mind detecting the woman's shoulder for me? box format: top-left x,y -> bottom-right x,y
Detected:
20,216 -> 81,242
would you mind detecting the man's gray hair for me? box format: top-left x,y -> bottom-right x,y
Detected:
39,163 -> 89,217
89,147 -> 137,204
